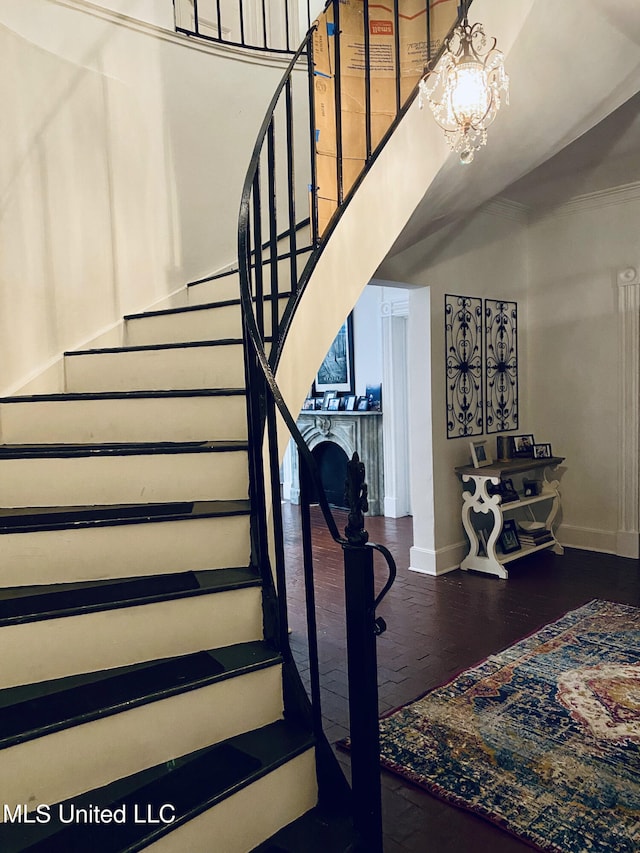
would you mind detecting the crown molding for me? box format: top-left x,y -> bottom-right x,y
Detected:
493,181 -> 640,223
551,181 -> 640,217
483,198 -> 529,223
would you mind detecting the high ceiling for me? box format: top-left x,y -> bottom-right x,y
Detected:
500,91 -> 640,210
380,0 -> 640,264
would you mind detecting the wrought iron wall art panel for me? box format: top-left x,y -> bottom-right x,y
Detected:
445,294 -> 483,438
485,299 -> 518,433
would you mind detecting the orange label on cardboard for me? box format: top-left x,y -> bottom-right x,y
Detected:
370,19 -> 393,36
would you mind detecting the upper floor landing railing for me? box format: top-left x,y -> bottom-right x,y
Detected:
174,0 -> 314,53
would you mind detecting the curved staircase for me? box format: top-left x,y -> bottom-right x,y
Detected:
0,283 -> 327,852
2,0 -> 637,849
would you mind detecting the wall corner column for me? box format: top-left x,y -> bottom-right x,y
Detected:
616,265 -> 640,559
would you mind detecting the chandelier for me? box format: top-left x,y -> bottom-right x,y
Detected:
419,3 -> 509,164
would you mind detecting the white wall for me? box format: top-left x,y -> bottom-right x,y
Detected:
87,0 -> 174,28
527,189 -> 640,555
352,286 -> 383,396
0,0 -> 301,394
379,206 -> 530,574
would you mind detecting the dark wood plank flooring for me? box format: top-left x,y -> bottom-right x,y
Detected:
282,501 -> 640,852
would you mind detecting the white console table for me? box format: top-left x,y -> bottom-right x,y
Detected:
455,456 -> 565,579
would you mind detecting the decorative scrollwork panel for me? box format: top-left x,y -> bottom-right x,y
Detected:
445,294 -> 483,438
485,298 -> 518,434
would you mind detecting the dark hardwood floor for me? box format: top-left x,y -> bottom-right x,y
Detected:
282,501 -> 640,852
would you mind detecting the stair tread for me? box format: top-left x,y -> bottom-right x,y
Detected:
0,499 -> 251,533
124,291 -> 292,320
0,440 -> 247,459
0,640 -> 280,750
250,807 -> 359,853
0,566 -> 260,627
0,389 -> 246,403
0,719 -> 314,853
65,339 -> 243,356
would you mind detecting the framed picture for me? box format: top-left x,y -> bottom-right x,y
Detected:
327,397 -> 340,411
314,314 -> 354,394
470,439 -> 492,468
533,443 -> 552,459
302,398 -> 315,411
501,478 -> 519,503
321,391 -> 337,409
512,434 -> 535,457
356,396 -> 369,411
365,384 -> 382,412
344,395 -> 356,411
498,519 -> 521,554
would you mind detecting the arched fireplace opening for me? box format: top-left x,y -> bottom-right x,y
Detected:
306,441 -> 350,509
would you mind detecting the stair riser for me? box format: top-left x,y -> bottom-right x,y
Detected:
0,451 -> 248,508
188,274 -> 239,304
0,665 -> 283,814
0,514 -> 250,587
0,396 -> 247,444
126,300 -> 286,347
145,750 -> 317,853
187,250 -> 311,306
0,586 -> 263,689
64,346 -> 245,393
126,304 -> 242,346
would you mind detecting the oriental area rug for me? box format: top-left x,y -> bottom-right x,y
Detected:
377,599 -> 640,853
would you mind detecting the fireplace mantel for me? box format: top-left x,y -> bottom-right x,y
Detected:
290,411 -> 384,515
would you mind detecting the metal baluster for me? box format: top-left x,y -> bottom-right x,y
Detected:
299,461 -> 324,741
266,119 -> 279,350
307,32 -> 319,244
333,0 -> 344,205
343,454 -> 383,853
285,77 -> 298,292
363,0 -> 372,159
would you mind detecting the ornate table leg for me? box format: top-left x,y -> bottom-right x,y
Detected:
459,474 -> 508,579
542,466 -> 564,555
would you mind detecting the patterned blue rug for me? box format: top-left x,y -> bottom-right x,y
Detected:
378,600 -> 640,852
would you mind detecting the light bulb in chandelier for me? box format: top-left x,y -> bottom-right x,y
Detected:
419,12 -> 508,164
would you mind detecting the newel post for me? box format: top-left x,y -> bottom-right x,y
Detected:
343,452 -> 383,853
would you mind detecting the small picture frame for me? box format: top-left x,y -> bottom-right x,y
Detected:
321,391 -> 337,410
327,397 -> 340,411
302,398 -> 315,411
512,434 -> 535,457
356,396 -> 369,411
523,478 -> 541,497
501,477 -> 519,503
470,439 -> 492,468
344,395 -> 357,411
498,519 -> 521,554
533,443 -> 552,459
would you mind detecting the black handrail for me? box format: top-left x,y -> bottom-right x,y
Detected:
174,0 -> 313,54
235,0 -> 466,844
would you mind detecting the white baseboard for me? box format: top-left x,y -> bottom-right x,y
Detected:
409,542 -> 465,577
558,524 -> 619,555
616,530 -> 640,559
383,496 -> 410,518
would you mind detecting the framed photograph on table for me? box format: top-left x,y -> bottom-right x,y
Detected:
321,391 -> 337,409
533,443 -> 552,459
512,434 -> 535,457
470,439 -> 492,468
498,519 -> 521,554
314,315 -> 354,394
344,395 -> 357,411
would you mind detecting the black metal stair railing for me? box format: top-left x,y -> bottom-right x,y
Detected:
174,0 -> 313,53
236,1 -> 465,848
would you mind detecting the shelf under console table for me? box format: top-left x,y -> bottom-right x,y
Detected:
454,456 -> 565,579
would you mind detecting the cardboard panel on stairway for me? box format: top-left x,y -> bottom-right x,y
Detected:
311,0 -> 458,235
